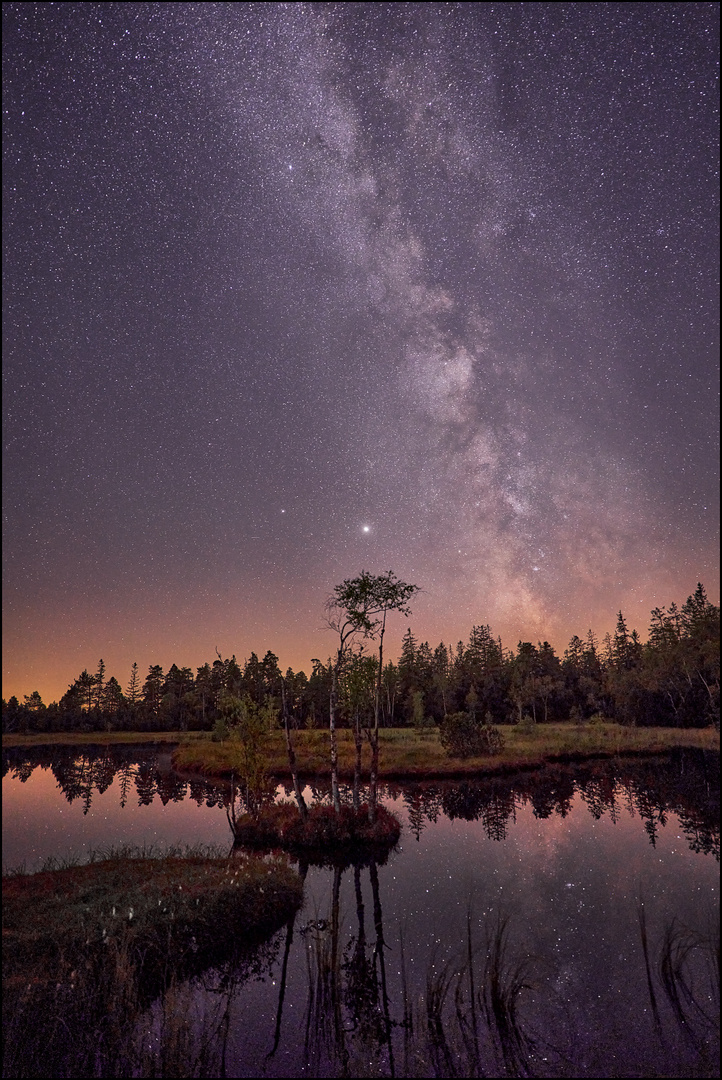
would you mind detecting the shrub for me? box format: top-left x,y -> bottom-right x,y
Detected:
211,717 -> 229,742
438,712 -> 505,758
516,713 -> 538,736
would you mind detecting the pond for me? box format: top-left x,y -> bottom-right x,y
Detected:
2,744 -> 719,1078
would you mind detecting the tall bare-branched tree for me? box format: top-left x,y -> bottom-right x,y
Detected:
326,571 -> 418,816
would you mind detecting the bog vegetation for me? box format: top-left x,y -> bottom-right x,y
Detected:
5,581 -> 718,738
3,847 -> 303,1078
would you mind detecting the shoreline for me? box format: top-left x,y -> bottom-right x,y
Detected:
171,724 -> 720,782
4,724 -> 718,781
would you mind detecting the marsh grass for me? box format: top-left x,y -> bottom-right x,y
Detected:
657,916 -> 720,1036
635,902 -> 720,1078
171,724 -> 719,781
414,913 -> 549,1078
2,845 -> 303,1078
4,840 -> 230,878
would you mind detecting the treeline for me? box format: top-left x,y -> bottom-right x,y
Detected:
3,583 -> 719,734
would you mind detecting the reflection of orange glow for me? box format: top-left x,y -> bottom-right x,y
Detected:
1,764 -> 233,871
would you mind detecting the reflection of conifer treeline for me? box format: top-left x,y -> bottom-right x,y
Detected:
395,749 -> 719,859
2,745 -> 226,816
4,746 -> 718,859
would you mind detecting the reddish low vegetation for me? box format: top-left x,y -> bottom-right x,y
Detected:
3,852 -> 304,1077
3,854 -> 303,995
232,802 -> 402,856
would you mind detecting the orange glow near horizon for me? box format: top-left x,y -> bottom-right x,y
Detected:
4,564 -> 718,706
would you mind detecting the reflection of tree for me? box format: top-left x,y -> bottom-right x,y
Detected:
290,855 -> 396,1077
343,865 -> 382,1041
134,762 -> 157,806
441,782 -> 517,843
635,787 -> 668,848
3,745 -> 227,812
369,859 -> 396,1076
11,761 -> 37,783
484,795 -> 516,843
526,771 -> 576,820
621,750 -> 719,858
301,864 -> 346,1072
91,752 -> 117,796
188,780 -> 207,806
156,771 -> 189,805
364,782 -> 446,841
677,810 -> 720,860
578,771 -> 618,820
403,790 -> 428,842
49,754 -> 97,814
117,762 -> 135,808
2,745 -> 719,859
266,861 -> 309,1060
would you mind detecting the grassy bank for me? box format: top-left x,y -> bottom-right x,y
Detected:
3,846 -> 303,1077
171,723 -> 719,780
2,729 -> 208,747
4,847 -> 303,990
4,724 -> 718,777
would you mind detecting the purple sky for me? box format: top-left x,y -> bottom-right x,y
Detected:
3,2 -> 718,703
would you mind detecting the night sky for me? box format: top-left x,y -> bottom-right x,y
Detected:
3,2 -> 719,705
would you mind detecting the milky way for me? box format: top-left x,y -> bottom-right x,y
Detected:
3,3 -> 719,702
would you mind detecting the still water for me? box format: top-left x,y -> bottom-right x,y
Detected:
3,745 -> 719,1078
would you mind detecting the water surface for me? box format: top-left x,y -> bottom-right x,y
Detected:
3,745 -> 718,1077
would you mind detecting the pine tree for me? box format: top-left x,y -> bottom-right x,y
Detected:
101,677 -> 124,727
142,665 -> 164,718
76,670 -> 96,713
126,662 -> 140,705
564,635 -> 584,668
93,659 -> 106,711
